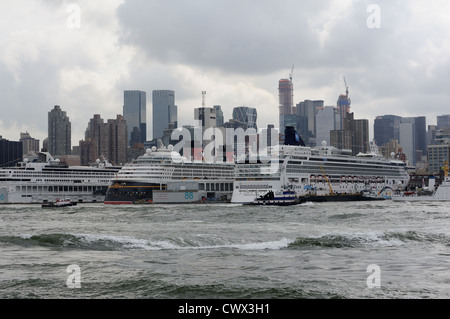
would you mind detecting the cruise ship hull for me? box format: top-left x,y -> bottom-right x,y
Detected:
0,152 -> 120,204
0,187 -> 109,204
104,181 -> 163,204
103,146 -> 235,205
231,142 -> 409,204
104,180 -> 234,204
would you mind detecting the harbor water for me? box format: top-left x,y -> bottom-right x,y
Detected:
1,200 -> 449,301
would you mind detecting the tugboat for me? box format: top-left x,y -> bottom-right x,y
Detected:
42,198 -> 77,208
246,190 -> 304,206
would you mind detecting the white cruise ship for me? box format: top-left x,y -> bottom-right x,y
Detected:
104,145 -> 235,204
231,128 -> 410,203
0,152 -> 121,204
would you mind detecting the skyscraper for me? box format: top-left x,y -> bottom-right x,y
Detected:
279,78 -> 294,131
399,119 -> 416,166
336,93 -> 351,131
0,136 -> 23,167
152,90 -> 177,141
232,106 -> 257,131
48,105 -> 71,155
414,116 -> 427,156
351,119 -> 370,155
374,115 -> 401,147
214,105 -> 224,127
80,114 -> 127,166
296,100 -> 324,146
437,114 -> 450,130
20,132 -> 40,156
123,90 -> 147,147
195,107 -> 217,132
107,115 -> 128,165
316,106 -> 337,146
400,116 -> 427,165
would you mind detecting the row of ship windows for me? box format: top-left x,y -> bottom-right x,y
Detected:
10,172 -> 115,177
285,167 -> 406,177
119,173 -> 234,179
18,179 -> 112,183
198,183 -> 234,192
16,186 -> 106,192
121,170 -> 233,176
288,163 -> 403,171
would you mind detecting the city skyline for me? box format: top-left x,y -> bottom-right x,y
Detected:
2,1 -> 450,146
2,88 -> 450,150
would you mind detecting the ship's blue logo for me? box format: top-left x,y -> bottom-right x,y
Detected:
0,194 -> 4,201
185,192 -> 194,200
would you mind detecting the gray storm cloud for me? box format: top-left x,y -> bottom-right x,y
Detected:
1,0 -> 450,145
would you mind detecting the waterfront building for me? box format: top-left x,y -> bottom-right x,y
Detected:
428,144 -> 450,174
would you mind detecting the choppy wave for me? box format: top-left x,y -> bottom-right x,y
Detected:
287,230 -> 450,249
1,229 -> 449,253
0,233 -> 293,251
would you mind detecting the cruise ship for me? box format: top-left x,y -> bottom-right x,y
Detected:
0,152 -> 121,204
231,127 -> 410,203
104,145 -> 235,204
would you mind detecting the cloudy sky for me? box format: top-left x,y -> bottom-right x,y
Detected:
1,0 -> 450,146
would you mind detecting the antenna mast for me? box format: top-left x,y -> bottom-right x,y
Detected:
202,91 -> 206,107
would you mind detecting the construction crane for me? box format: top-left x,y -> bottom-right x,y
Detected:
343,76 -> 349,97
289,64 -> 295,82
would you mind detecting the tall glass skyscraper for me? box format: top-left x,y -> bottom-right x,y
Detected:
213,105 -> 224,127
152,90 -> 177,141
233,106 -> 257,131
316,106 -> 337,146
374,115 -> 402,147
123,90 -> 147,147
